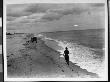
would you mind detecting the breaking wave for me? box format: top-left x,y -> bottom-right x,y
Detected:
38,34 -> 105,78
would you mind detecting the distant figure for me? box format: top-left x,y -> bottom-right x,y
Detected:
64,47 -> 69,65
6,32 -> 13,35
31,37 -> 37,43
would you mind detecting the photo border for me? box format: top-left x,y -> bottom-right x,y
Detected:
3,0 -> 108,81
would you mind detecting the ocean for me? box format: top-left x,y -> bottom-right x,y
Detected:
37,29 -> 105,78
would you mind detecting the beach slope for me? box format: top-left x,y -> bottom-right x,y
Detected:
7,34 -> 98,78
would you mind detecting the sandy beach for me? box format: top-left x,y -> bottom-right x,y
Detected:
7,34 -> 98,78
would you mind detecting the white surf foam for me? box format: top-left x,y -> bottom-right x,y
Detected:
0,45 -> 2,54
57,41 -> 104,78
38,34 -> 104,78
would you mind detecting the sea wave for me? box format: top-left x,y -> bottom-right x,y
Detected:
57,41 -> 104,78
40,35 -> 105,78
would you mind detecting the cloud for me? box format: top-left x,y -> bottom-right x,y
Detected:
25,4 -> 49,13
7,13 -> 45,24
7,4 -> 32,17
41,12 -> 63,21
25,4 -> 75,13
90,3 -> 104,7
6,3 -> 105,32
6,3 -> 90,23
7,4 -> 87,18
40,7 -> 88,22
48,7 -> 87,15
7,9 -> 31,17
7,11 -> 31,17
26,13 -> 45,22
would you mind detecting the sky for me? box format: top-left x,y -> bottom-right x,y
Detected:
6,2 -> 105,33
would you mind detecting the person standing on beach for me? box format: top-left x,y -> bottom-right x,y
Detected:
64,47 -> 69,65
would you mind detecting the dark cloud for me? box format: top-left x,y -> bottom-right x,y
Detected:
41,7 -> 88,22
7,11 -> 31,17
24,3 -> 87,15
7,4 -> 50,17
63,8 -> 87,15
49,7 -> 87,15
25,4 -> 50,13
41,12 -> 62,21
7,3 -> 104,24
25,4 -> 74,13
7,3 -> 104,18
6,3 -> 90,22
7,4 -> 32,17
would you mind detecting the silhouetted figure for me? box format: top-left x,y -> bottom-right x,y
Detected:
64,47 -> 69,65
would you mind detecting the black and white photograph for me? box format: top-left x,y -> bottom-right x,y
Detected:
4,0 -> 108,81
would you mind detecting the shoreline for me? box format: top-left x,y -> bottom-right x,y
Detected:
41,36 -> 104,78
7,34 -> 99,78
